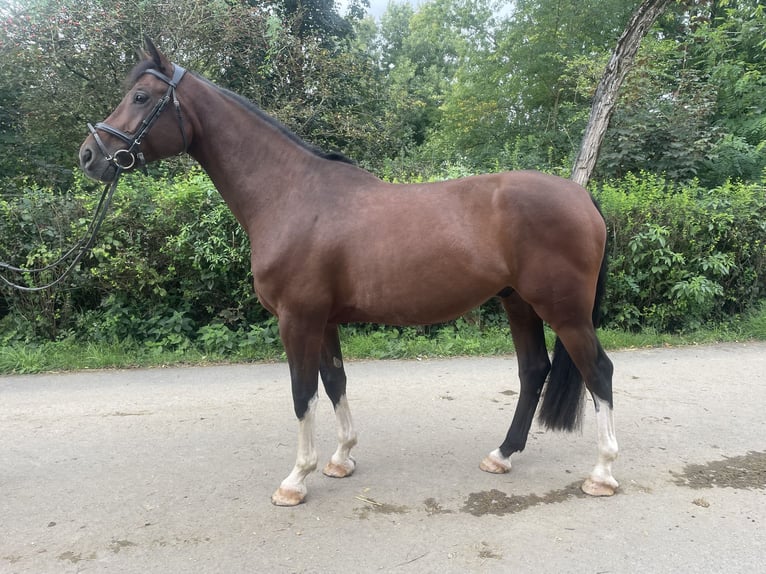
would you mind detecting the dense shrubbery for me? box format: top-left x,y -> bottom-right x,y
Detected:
595,173 -> 766,332
2,169 -> 764,352
1,170 -> 263,348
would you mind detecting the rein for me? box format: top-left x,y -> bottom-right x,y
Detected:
0,175 -> 120,292
0,64 -> 187,292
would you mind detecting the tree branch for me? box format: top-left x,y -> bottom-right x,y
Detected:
570,0 -> 673,187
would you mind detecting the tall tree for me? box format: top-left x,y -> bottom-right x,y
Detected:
373,0 -> 496,151
597,0 -> 766,185
571,0 -> 673,187
425,0 -> 635,171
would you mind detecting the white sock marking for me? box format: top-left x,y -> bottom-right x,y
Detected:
590,395 -> 619,488
278,394 -> 319,497
484,447 -> 513,472
330,395 -> 357,468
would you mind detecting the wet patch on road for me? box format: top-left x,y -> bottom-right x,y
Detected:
461,482 -> 586,517
354,495 -> 409,519
424,497 -> 453,515
477,541 -> 502,560
109,539 -> 137,554
58,551 -> 96,564
672,451 -> 766,490
354,482 -> 589,519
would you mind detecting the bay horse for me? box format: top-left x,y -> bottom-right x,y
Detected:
79,38 -> 618,506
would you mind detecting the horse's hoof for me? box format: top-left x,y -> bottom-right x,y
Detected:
479,453 -> 512,474
581,477 -> 618,497
323,457 -> 356,478
271,486 -> 306,506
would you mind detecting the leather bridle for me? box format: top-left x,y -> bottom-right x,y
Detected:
0,64 -> 188,292
87,64 -> 188,171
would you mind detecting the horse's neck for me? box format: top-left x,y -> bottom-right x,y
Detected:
185,80 -> 318,229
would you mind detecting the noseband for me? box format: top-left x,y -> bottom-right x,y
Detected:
87,64 -> 187,170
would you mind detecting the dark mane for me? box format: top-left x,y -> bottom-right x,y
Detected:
128,59 -> 353,165
211,80 -> 355,165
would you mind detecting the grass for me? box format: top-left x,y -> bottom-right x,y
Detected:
2,304 -> 765,375
741,302 -> 766,339
0,339 -> 198,374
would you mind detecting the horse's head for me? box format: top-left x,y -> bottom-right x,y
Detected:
79,38 -> 190,182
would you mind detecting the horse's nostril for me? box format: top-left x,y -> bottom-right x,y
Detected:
81,147 -> 93,167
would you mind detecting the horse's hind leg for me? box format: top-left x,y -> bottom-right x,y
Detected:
481,292 -> 551,474
554,323 -> 619,496
319,323 -> 358,478
584,386 -> 619,496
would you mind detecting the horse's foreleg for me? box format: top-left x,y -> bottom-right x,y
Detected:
481,293 -> 550,474
323,395 -> 357,478
319,324 -> 357,478
271,315 -> 324,507
272,394 -> 319,506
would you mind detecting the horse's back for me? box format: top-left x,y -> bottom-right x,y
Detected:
320,170 -> 604,325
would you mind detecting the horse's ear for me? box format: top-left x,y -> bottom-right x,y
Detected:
142,35 -> 171,74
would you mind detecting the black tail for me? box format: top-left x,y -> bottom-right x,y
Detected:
538,205 -> 608,432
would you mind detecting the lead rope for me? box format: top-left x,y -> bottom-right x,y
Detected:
0,171 -> 121,292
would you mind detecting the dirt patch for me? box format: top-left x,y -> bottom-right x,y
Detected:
109,540 -> 137,554
461,482 -> 585,517
58,551 -> 96,564
672,451 -> 766,490
423,497 -> 453,515
354,495 -> 409,519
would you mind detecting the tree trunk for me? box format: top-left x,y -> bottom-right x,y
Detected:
570,0 -> 673,188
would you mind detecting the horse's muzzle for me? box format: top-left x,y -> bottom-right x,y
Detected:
79,140 -> 119,183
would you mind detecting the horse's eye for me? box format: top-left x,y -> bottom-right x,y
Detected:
133,92 -> 149,104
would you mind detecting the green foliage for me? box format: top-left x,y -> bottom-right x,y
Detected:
2,0 -> 765,186
742,300 -> 766,340
419,0 -> 633,171
0,179 -> 90,338
339,319 -> 513,360
2,169 -> 764,350
4,312 -> 766,374
1,169 -> 262,345
596,173 -> 766,332
2,0 -> 766,355
599,41 -> 720,181
599,1 -> 766,185
0,0 -> 392,186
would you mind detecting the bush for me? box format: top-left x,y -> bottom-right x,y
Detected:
1,170 -> 764,346
1,169 -> 262,344
0,179 -> 90,339
596,173 -> 766,331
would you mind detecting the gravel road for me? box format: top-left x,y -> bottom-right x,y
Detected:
2,343 -> 765,573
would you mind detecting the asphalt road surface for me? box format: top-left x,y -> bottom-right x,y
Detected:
2,343 -> 765,573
